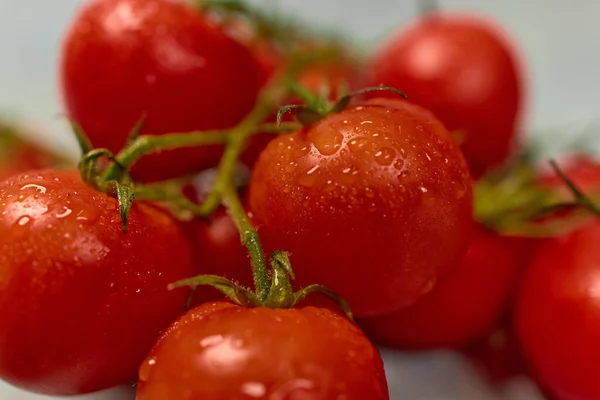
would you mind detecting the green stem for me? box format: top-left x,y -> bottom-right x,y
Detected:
103,131 -> 231,182
197,72 -> 291,217
222,186 -> 270,302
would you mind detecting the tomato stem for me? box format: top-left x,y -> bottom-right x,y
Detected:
102,131 -> 231,182
222,186 -> 270,301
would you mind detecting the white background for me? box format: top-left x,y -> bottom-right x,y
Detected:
1,0 -> 598,399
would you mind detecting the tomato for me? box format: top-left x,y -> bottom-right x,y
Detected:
0,170 -> 194,395
365,12 -> 524,176
248,97 -> 473,317
60,0 -> 265,182
358,224 -> 532,349
0,123 -> 68,181
514,219 -> 600,400
188,205 -> 254,306
136,301 -> 389,399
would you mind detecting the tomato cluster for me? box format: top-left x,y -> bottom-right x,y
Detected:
1,1 -> 599,399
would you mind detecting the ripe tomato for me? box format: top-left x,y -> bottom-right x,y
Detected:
365,12 -> 524,176
0,123 -> 68,181
136,301 -> 389,399
248,97 -> 473,317
60,0 -> 264,182
0,170 -> 194,395
358,224 -> 532,348
514,219 -> 600,400
187,205 -> 254,306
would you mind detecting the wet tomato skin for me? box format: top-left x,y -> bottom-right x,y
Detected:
514,220 -> 600,400
0,170 -> 194,395
359,224 -> 532,349
136,301 -> 389,400
365,12 -> 523,176
248,98 -> 473,317
60,0 -> 264,182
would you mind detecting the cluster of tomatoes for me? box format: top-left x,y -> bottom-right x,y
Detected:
1,0 -> 599,399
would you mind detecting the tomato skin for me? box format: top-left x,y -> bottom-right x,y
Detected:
60,0 -> 264,182
248,98 -> 473,317
0,170 -> 194,395
514,220 -> 600,400
365,12 -> 523,176
358,224 -> 531,349
135,301 -> 389,400
188,205 -> 254,305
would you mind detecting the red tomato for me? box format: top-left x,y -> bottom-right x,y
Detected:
60,0 -> 264,182
358,224 -> 532,348
188,205 -> 254,306
515,219 -> 600,400
136,301 -> 389,399
0,124 -> 68,181
365,12 -> 524,176
248,97 -> 473,317
0,170 -> 194,395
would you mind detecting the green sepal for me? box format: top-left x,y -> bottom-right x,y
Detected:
169,275 -> 261,308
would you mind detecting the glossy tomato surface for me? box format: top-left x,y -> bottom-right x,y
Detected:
0,170 -> 194,395
365,12 -> 524,176
248,97 -> 473,317
60,0 -> 264,181
359,224 -> 531,349
136,301 -> 389,400
515,219 -> 600,400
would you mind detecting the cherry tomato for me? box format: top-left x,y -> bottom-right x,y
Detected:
514,219 -> 600,400
248,97 -> 473,317
136,301 -> 389,399
60,0 -> 264,182
365,12 -> 524,176
358,224 -> 531,348
0,123 -> 68,181
0,170 -> 194,395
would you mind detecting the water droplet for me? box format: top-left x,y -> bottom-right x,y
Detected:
139,357 -> 157,382
364,187 -> 375,198
298,165 -> 320,187
241,382 -> 267,398
136,289 -> 141,293
313,129 -> 343,156
374,147 -> 396,166
420,278 -> 436,295
56,207 -> 72,219
282,184 -> 291,194
285,161 -> 297,173
17,216 -> 30,226
21,184 -> 46,194
420,187 -> 428,193
348,137 -> 372,154
394,158 -> 405,170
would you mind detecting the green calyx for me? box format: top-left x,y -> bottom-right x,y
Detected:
169,250 -> 354,319
277,85 -> 408,127
476,155 -> 600,237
